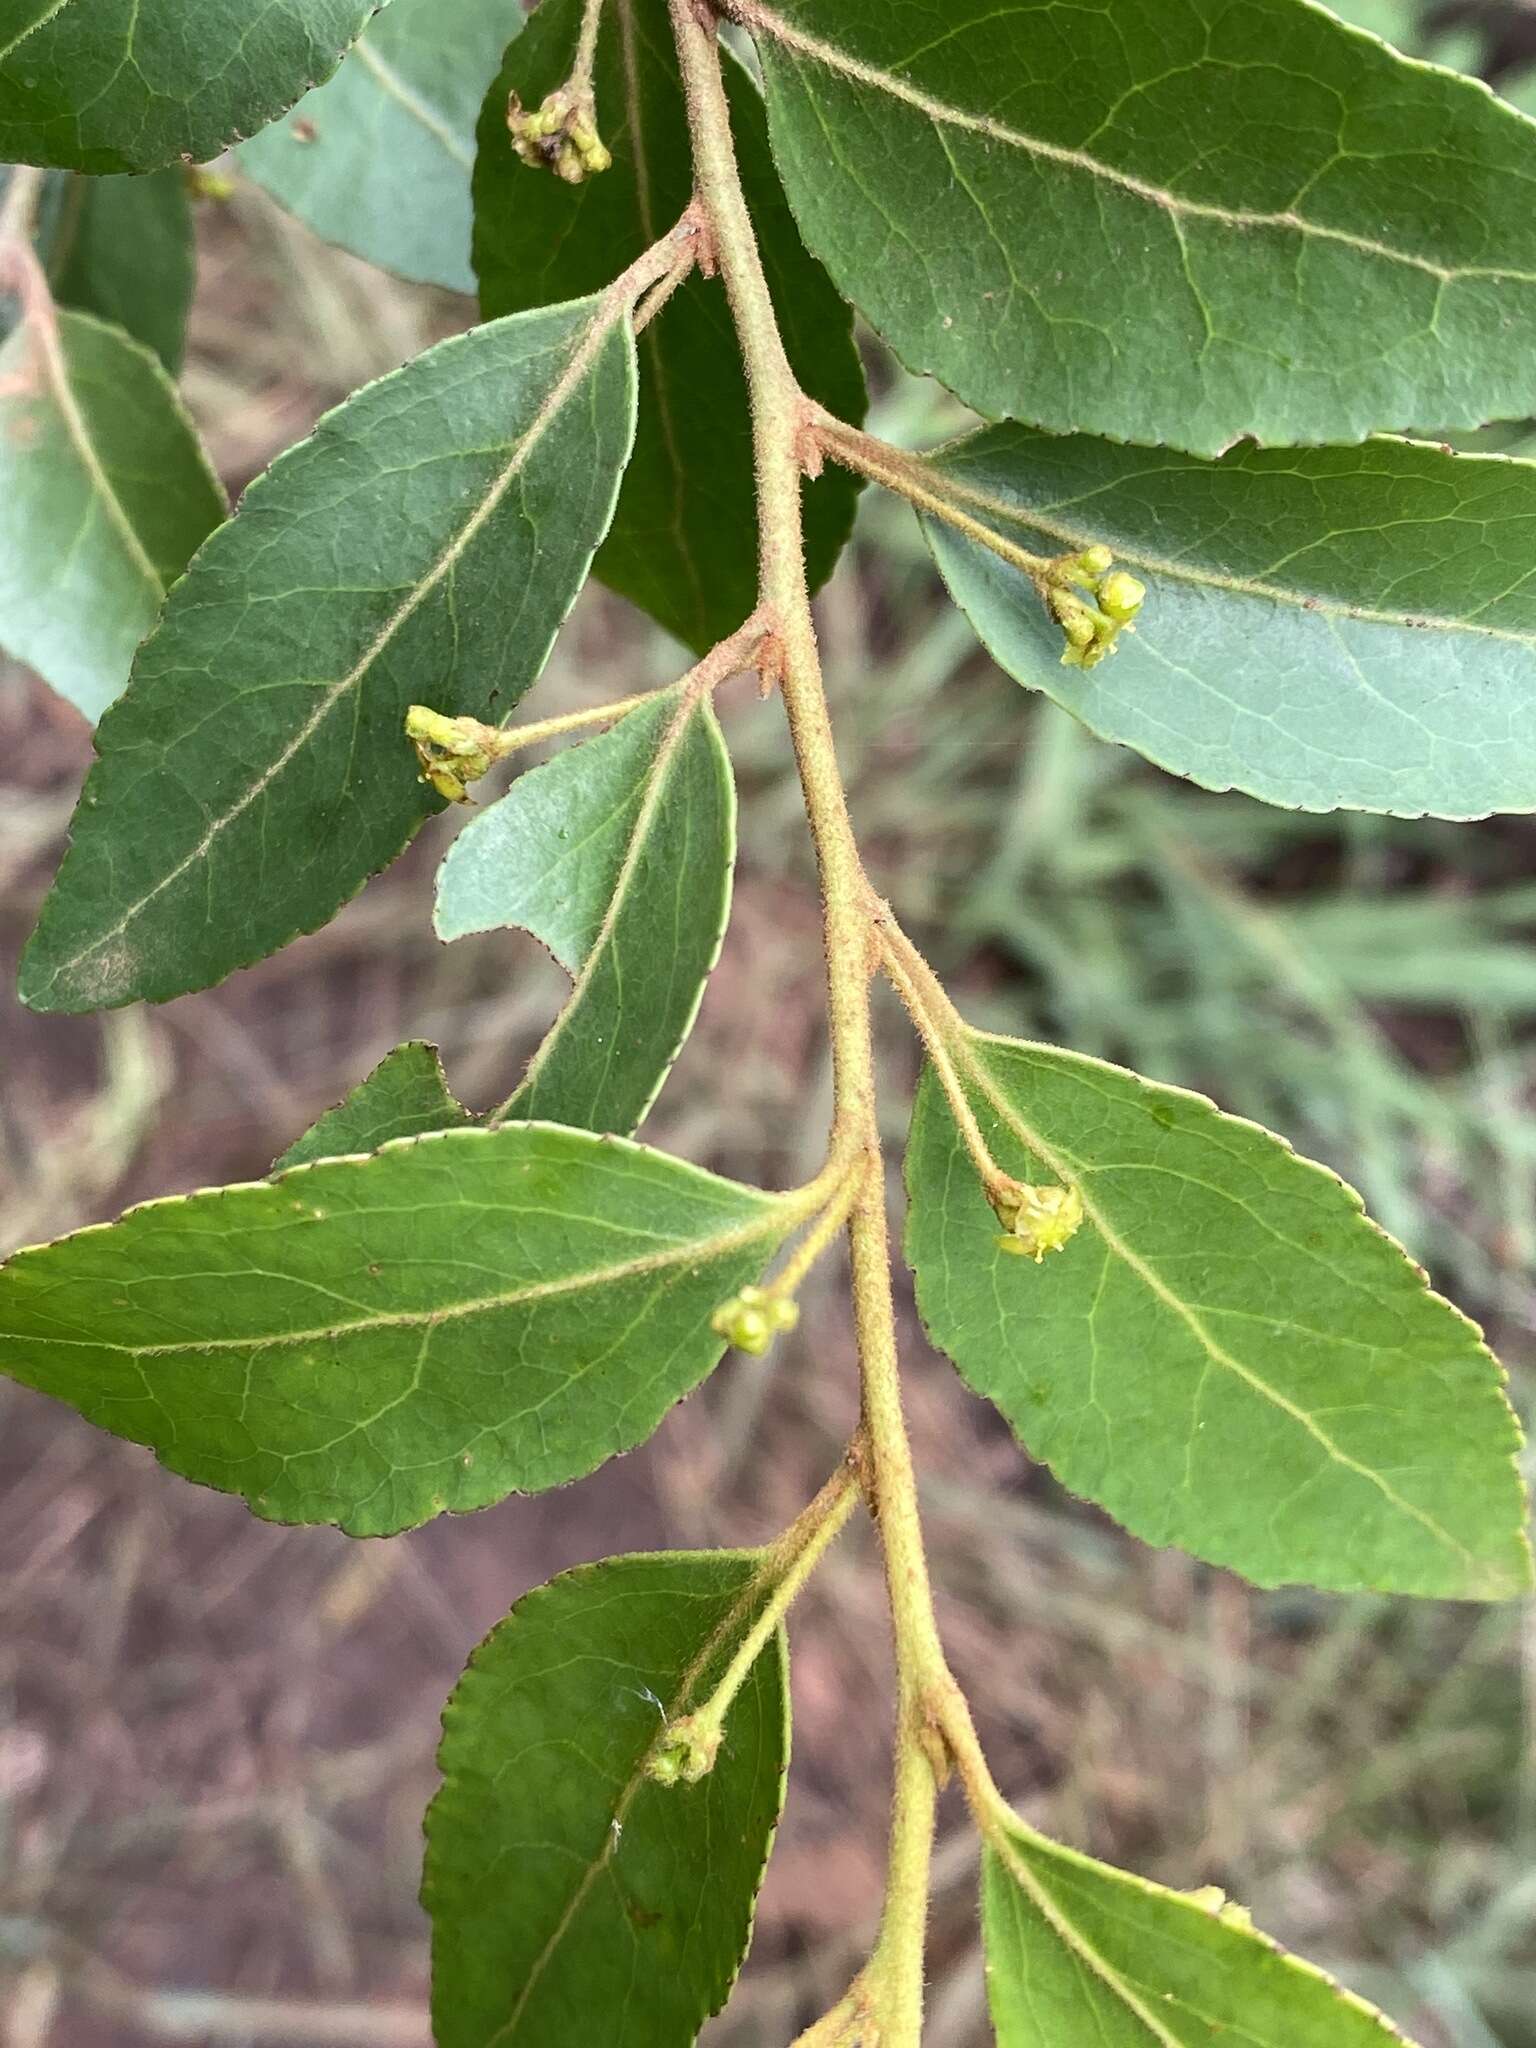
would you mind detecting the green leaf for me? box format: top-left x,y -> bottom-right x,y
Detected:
241,0 -> 510,292
0,305 -> 224,724
0,1124 -> 796,1535
21,293 -> 637,1014
904,1026 -> 1531,1598
745,0 -> 1536,453
983,1813 -> 1416,2046
435,687 -> 735,1137
474,0 -> 865,653
40,168 -> 194,373
0,0 -> 383,174
1325,0 -> 1414,38
273,1041 -> 469,1171
919,427 -> 1536,819
426,1549 -> 787,2047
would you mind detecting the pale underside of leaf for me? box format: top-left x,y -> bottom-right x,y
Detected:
0,302 -> 224,721
352,41 -> 470,164
12,305 -> 161,594
918,428 -> 1536,817
240,0 -> 507,292
436,684 -> 736,1137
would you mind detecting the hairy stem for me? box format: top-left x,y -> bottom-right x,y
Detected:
813,412 -> 1059,583
878,916 -> 1016,1204
768,1152 -> 869,1302
668,6 -> 965,2035
570,0 -> 608,97
651,1453 -> 862,1783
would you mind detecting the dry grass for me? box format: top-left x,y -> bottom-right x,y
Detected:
1,186 -> 1534,2047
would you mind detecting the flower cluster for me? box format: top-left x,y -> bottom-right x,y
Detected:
404,705 -> 502,805
1040,545 -> 1146,669
990,1178 -> 1085,1262
507,87 -> 612,184
710,1285 -> 800,1356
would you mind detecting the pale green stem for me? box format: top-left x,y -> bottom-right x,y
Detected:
651,1456 -> 862,1781
878,918 -> 1016,1207
488,688 -> 670,756
766,1151 -> 869,1302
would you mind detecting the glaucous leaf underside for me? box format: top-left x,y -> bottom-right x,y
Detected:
922,428 -> 1536,819
435,686 -> 736,1136
426,1550 -> 788,2047
904,1029 -> 1531,1599
21,294 -> 637,1013
0,1125 -> 794,1536
242,0 -> 509,292
0,307 -> 224,724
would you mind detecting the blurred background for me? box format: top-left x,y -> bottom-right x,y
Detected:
4,4 -> 1536,2043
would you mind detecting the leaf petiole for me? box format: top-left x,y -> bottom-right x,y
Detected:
648,1451 -> 862,1784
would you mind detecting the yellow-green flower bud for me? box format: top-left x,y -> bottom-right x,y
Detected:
991,1180 -> 1085,1262
506,84 -> 611,182
404,704 -> 501,803
710,1284 -> 798,1355
1078,544 -> 1113,577
645,1713 -> 722,1787
1098,571 -> 1146,623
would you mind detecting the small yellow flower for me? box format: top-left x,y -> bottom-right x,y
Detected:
991,1181 -> 1084,1262
404,704 -> 501,804
1038,546 -> 1148,668
1098,571 -> 1147,623
710,1285 -> 799,1356
507,87 -> 612,183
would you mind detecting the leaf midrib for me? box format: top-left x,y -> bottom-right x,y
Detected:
502,685 -> 703,1119
951,1031 -> 1478,1574
13,1199 -> 784,1359
15,305 -> 164,599
735,0 -> 1536,289
925,449 -> 1536,648
352,36 -> 472,167
990,1828 -> 1409,2045
36,294 -> 628,996
990,1837 -> 1184,2048
486,1560 -> 780,2045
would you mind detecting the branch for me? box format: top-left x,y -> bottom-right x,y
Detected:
667,7 -> 977,2038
